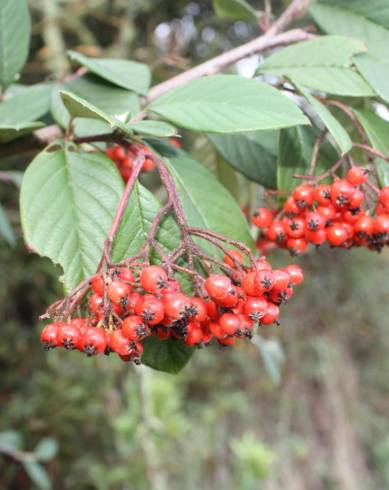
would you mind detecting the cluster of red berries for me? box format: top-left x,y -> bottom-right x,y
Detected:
253,167 -> 389,255
40,254 -> 303,364
106,143 -> 156,181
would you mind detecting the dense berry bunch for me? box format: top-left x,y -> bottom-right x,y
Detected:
106,143 -> 156,181
40,256 -> 303,364
253,168 -> 389,255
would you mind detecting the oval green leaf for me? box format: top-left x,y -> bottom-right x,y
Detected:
20,146 -> 124,290
67,50 -> 151,95
0,0 -> 31,90
148,75 -> 309,133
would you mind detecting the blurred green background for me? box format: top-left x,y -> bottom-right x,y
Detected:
1,1 -> 389,489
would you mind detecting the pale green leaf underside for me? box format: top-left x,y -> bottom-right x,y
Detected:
0,0 -> 31,89
20,147 -> 123,290
0,122 -> 44,143
149,75 -> 309,133
310,2 -> 389,62
129,120 -> 177,137
0,83 -> 52,125
354,54 -> 389,103
296,83 -> 352,154
259,35 -> 367,69
67,50 -> 151,95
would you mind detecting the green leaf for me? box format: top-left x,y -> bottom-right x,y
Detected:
212,0 -> 258,21
0,202 -> 15,245
60,91 -> 117,126
112,182 -> 180,263
67,50 -> 151,95
192,136 -> 241,201
149,140 -> 255,250
20,146 -> 123,290
129,120 -> 177,137
277,126 -> 337,193
34,438 -> 58,462
353,109 -> 389,186
51,85 -> 110,137
0,122 -> 44,143
258,35 -> 374,97
148,75 -> 309,133
354,53 -> 389,103
310,2 -> 389,101
310,2 -> 389,62
296,83 -> 352,154
141,337 -> 194,374
209,130 -> 278,188
23,461 -> 51,490
0,83 -> 52,124
260,35 -> 367,68
0,0 -> 31,90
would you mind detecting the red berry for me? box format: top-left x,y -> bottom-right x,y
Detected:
255,257 -> 272,271
219,313 -> 240,336
317,205 -> 336,224
242,271 -> 259,296
80,327 -> 107,356
315,185 -> 331,206
254,270 -> 274,293
118,268 -> 136,283
204,274 -> 232,300
284,264 -> 304,285
261,303 -> 280,325
349,189 -> 364,208
379,187 -> 389,209
326,223 -> 348,246
122,315 -> 150,340
373,214 -> 389,235
91,275 -> 104,296
305,228 -> 326,245
140,266 -> 167,293
135,296 -> 165,325
346,167 -> 369,185
244,296 -> 268,321
142,157 -> 156,172
40,323 -> 60,350
163,292 -> 191,319
57,324 -> 80,350
272,269 -> 290,290
330,179 -> 352,207
252,208 -> 273,228
267,221 -> 286,243
305,211 -> 325,231
292,184 -> 314,209
284,217 -> 305,238
107,281 -> 130,304
286,237 -> 308,255
89,293 -> 103,313
354,215 -> 373,236
188,297 -> 208,322
283,196 -> 300,216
